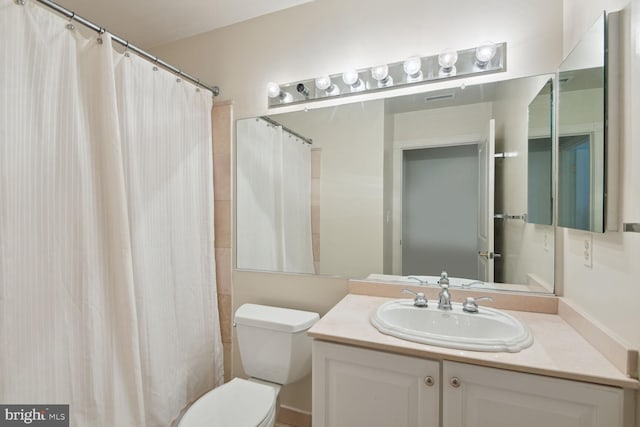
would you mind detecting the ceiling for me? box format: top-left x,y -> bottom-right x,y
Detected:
53,0 -> 313,48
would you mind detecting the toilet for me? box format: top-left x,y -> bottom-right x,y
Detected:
179,303 -> 320,427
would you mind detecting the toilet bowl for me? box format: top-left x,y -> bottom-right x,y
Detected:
178,304 -> 319,427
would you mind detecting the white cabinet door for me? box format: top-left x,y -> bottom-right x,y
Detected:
313,341 -> 440,427
443,361 -> 627,427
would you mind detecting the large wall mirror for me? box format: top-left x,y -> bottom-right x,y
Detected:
557,13 -> 606,232
237,73 -> 556,294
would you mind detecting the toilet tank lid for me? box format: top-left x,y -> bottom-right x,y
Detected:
234,304 -> 320,333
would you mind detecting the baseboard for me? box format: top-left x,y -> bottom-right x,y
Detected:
277,405 -> 311,427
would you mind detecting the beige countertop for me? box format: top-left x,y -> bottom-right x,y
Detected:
308,293 -> 639,390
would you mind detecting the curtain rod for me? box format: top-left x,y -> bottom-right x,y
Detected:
23,0 -> 220,96
260,116 -> 313,145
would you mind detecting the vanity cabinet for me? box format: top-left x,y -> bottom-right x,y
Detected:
312,341 -> 440,427
313,341 -> 631,427
443,361 -> 627,427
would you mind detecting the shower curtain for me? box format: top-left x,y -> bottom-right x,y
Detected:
0,1 -> 223,425
236,118 -> 314,274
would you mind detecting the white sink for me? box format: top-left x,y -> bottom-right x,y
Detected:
371,300 -> 533,353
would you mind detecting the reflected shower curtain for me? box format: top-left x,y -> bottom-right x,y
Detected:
0,1 -> 222,425
236,119 -> 314,274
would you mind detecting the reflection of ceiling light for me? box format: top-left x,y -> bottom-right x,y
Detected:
266,82 -> 292,103
315,76 -> 340,96
438,49 -> 458,76
371,64 -> 393,87
342,69 -> 365,92
475,42 -> 497,67
403,56 -> 423,82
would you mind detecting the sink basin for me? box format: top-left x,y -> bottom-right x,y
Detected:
371,300 -> 533,352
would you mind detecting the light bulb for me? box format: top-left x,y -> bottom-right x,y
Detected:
475,42 -> 497,67
403,56 -> 423,82
371,64 -> 388,80
315,76 -> 340,96
342,69 -> 364,92
267,82 -> 281,98
342,69 -> 359,86
371,64 -> 393,87
315,76 -> 331,91
438,49 -> 458,70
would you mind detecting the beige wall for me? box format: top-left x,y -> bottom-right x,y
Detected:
151,0 -> 570,416
152,0 -> 563,120
562,1 -> 640,423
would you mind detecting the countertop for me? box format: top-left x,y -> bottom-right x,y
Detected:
307,293 -> 639,389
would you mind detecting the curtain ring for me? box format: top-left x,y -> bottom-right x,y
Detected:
96,27 -> 105,44
176,71 -> 182,83
14,0 -> 26,6
195,79 -> 201,92
66,12 -> 76,30
153,57 -> 159,71
124,41 -> 130,57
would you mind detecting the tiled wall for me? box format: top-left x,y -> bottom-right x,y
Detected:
212,101 -> 233,382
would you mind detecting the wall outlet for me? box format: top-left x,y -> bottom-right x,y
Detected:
583,233 -> 593,268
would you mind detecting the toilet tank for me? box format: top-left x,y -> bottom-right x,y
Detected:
234,304 -> 319,385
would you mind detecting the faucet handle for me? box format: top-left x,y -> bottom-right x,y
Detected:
462,296 -> 494,313
438,271 -> 450,288
402,289 -> 428,308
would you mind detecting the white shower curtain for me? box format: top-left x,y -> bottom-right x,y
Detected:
114,52 -> 223,426
0,1 -> 222,425
236,118 -> 314,274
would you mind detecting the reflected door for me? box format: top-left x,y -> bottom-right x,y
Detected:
402,144 -> 479,278
558,134 -> 592,230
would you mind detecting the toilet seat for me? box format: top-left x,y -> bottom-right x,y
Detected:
179,378 -> 276,427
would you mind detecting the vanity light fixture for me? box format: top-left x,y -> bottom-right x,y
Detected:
342,69 -> 365,92
266,42 -> 506,108
371,64 -> 393,87
438,49 -> 458,76
403,56 -> 423,82
267,81 -> 293,103
475,41 -> 497,68
315,76 -> 340,96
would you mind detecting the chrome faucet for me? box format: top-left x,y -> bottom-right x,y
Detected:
437,271 -> 452,310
